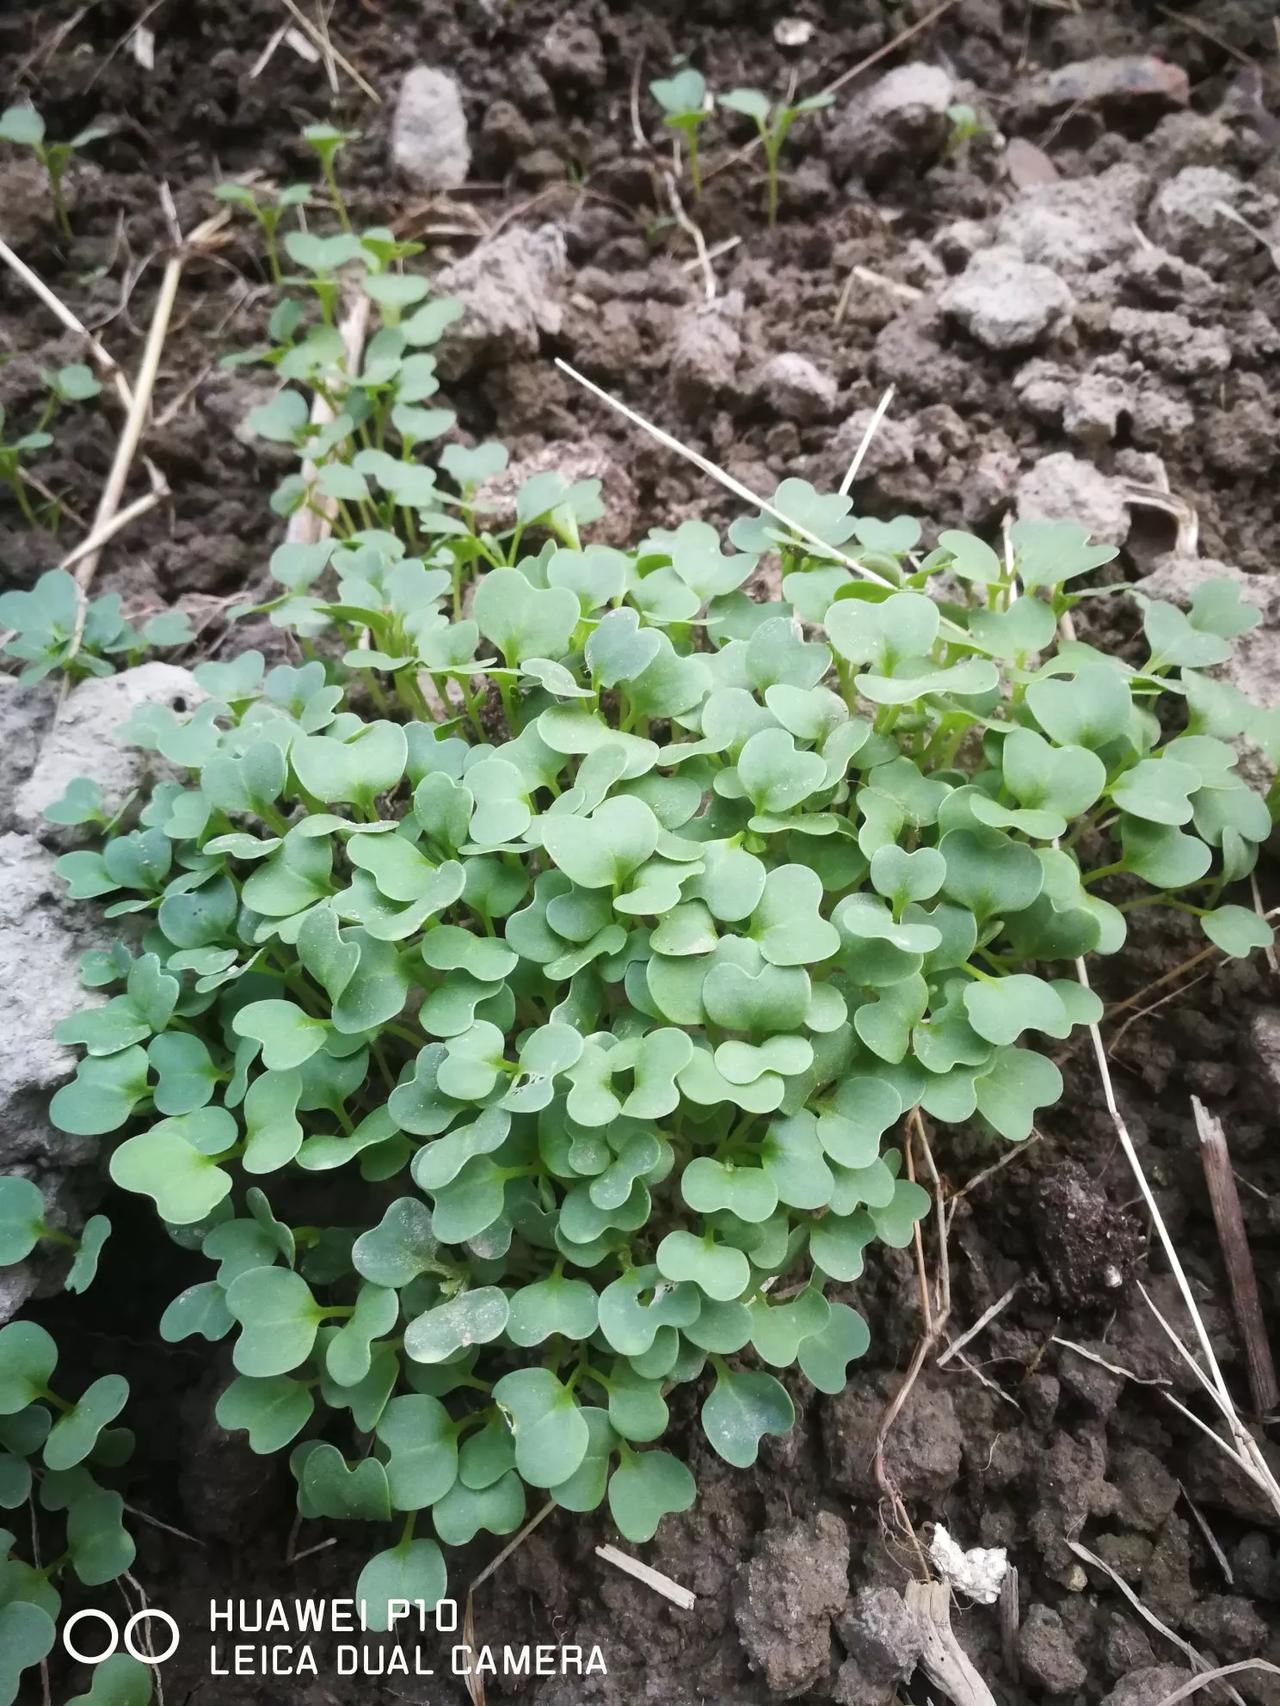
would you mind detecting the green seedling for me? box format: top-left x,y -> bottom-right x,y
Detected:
0,1321 -> 138,1706
0,404 -> 52,526
650,67 -> 710,196
945,101 -> 989,156
214,180 -> 311,283
718,87 -> 834,225
38,362 -> 102,429
0,1176 -> 111,1294
0,104 -> 107,239
0,567 -> 193,683
303,123 -> 358,233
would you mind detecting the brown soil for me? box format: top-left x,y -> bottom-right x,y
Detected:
4,1 -> 1280,1703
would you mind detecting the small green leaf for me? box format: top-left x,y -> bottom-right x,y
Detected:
701,1366 -> 794,1467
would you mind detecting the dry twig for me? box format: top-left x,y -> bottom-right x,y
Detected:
906,1580 -> 998,1706
1192,1096 -> 1278,1414
662,172 -> 716,300
937,1284 -> 1019,1369
0,237 -> 135,410
839,385 -> 896,494
1068,1542 -> 1248,1705
277,0 -> 380,100
594,1545 -> 696,1610
1151,1663 -> 1280,1706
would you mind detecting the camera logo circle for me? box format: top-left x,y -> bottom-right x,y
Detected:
63,1609 -> 180,1666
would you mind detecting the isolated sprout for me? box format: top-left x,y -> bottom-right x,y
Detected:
718,86 -> 833,225
945,101 -> 989,157
214,179 -> 311,283
650,67 -> 710,196
0,404 -> 52,526
0,103 -> 107,239
303,122 -> 358,233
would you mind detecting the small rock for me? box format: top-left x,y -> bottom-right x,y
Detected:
941,246 -> 1073,351
1016,450 -> 1130,547
480,99 -> 536,164
1058,1341 -> 1125,1415
829,62 -> 954,180
1151,165 -> 1279,263
435,225 -> 566,380
1147,110 -> 1235,171
669,296 -> 743,414
390,65 -> 471,192
829,408 -> 916,481
835,1586 -> 922,1686
1141,1514 -> 1194,1624
1064,372 -> 1131,447
733,1511 -> 849,1699
997,164 -> 1148,273
1005,137 -> 1059,188
1228,1532 -> 1274,1600
1110,307 -> 1230,381
1112,1445 -> 1180,1533
537,19 -> 606,91
1017,1605 -> 1088,1694
1101,1613 -> 1157,1678
1102,1666 -> 1195,1706
14,662 -> 204,838
1185,1593 -> 1269,1658
774,17 -> 816,48
757,352 -> 838,422
824,1377 -> 963,1503
1016,55 -> 1189,125
472,440 -> 637,548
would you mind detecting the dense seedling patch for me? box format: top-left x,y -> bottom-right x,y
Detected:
2,163 -> 1277,1656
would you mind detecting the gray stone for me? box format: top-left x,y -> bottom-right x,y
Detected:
1102,1666 -> 1194,1706
1112,1445 -> 1179,1532
835,1586 -> 922,1684
1185,1593 -> 1269,1659
0,674 -> 55,835
390,65 -> 471,192
996,165 -> 1148,273
1017,1604 -> 1088,1694
669,296 -> 743,414
829,63 -> 953,180
1151,166 -> 1279,264
757,352 -> 837,423
435,226 -> 566,380
537,19 -> 606,91
1064,372 -> 1131,447
1110,307 -> 1230,381
941,246 -> 1073,351
1016,450 -> 1130,545
1015,55 -> 1189,124
14,662 -> 203,840
0,830 -> 108,1169
733,1511 -> 849,1699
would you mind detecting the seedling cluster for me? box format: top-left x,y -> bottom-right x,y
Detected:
648,69 -> 832,224
1,131 -> 1277,1675
0,568 -> 193,683
0,1179 -> 145,1706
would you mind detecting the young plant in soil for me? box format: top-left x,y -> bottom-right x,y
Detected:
717,87 -> 834,225
0,1310 -> 144,1699
213,180 -> 312,285
649,67 -> 710,196
0,365 -> 101,531
4,204 -> 1277,1639
0,568 -> 193,683
0,104 -> 107,240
